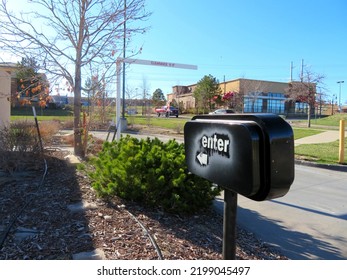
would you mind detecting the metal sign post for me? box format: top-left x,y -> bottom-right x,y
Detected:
223,189 -> 238,260
32,106 -> 44,154
115,58 -> 197,140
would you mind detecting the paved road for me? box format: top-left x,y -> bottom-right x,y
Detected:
214,164 -> 347,260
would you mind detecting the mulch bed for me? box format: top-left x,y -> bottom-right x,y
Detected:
0,149 -> 287,260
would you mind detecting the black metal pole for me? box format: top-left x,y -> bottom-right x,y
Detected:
32,106 -> 44,154
223,189 -> 238,260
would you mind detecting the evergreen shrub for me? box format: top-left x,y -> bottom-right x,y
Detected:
88,135 -> 221,214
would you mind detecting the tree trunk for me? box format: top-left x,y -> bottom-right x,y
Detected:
74,60 -> 84,157
307,103 -> 311,128
74,2 -> 86,158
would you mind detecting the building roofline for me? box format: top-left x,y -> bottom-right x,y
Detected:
221,77 -> 291,85
0,62 -> 17,68
173,78 -> 292,90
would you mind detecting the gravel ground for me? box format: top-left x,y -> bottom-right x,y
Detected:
0,148 -> 288,260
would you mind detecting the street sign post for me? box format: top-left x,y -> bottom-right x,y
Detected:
114,58 -> 197,140
184,113 -> 295,259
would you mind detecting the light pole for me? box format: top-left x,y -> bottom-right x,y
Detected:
337,81 -> 344,112
332,94 -> 337,115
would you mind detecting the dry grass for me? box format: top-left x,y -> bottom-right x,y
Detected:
0,120 -> 61,173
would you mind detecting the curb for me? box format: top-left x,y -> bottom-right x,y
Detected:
295,159 -> 347,172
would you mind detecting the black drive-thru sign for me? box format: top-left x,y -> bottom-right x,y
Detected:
184,114 -> 295,201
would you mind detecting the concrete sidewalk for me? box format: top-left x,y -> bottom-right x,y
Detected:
295,130 -> 341,146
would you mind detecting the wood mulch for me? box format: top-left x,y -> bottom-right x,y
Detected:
0,147 -> 288,260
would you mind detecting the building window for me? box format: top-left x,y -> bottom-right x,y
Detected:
295,102 -> 308,114
244,92 -> 286,113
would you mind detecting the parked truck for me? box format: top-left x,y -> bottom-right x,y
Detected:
155,106 -> 179,118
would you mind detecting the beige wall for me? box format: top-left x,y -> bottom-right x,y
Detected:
239,79 -> 289,93
168,92 -> 196,111
0,70 -> 11,126
219,79 -> 288,94
168,78 -> 290,112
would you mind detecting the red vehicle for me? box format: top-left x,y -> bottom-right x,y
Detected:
155,106 -> 179,118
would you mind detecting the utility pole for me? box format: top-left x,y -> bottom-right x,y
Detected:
300,59 -> 304,82
223,75 -> 226,94
290,61 -> 293,82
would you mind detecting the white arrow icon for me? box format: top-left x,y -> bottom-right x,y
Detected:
197,152 -> 208,166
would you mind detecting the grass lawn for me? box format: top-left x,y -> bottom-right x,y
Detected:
292,115 -> 347,164
127,115 -> 188,130
293,113 -> 347,127
11,107 -> 73,116
131,117 -> 328,139
292,128 -> 324,140
11,115 -> 73,122
125,117 -> 347,165
312,113 -> 347,126
295,138 -> 347,165
10,111 -> 347,165
11,107 -> 74,122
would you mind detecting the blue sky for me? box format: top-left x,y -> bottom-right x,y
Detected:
3,0 -> 346,103
127,0 -> 347,103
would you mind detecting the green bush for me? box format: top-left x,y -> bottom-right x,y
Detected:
88,136 -> 221,214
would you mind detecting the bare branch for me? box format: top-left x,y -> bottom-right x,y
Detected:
0,0 -> 151,156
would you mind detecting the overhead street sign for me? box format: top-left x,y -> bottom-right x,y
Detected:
122,58 -> 198,70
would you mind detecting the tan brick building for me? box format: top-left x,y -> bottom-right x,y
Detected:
168,78 -> 313,116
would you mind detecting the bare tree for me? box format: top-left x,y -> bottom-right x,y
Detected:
140,75 -> 150,117
286,66 -> 325,127
0,0 -> 150,156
